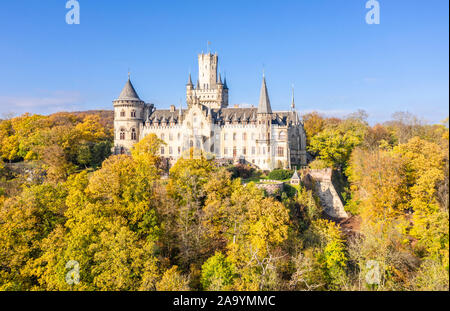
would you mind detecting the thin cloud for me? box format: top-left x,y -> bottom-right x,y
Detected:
0,91 -> 83,115
299,109 -> 352,118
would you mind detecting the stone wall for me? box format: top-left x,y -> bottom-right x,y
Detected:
255,181 -> 284,195
301,168 -> 348,219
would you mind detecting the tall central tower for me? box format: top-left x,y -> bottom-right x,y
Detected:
186,52 -> 229,109
198,53 -> 218,90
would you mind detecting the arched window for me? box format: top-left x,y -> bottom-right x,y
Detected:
279,131 -> 286,140
277,146 -> 284,157
120,128 -> 125,140
131,110 -> 136,118
161,133 -> 165,141
120,110 -> 125,117
131,128 -> 137,140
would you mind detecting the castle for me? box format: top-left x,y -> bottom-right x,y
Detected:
113,52 -> 307,170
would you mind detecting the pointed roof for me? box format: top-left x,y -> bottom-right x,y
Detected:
118,78 -> 141,101
291,170 -> 300,180
187,73 -> 193,86
223,76 -> 228,89
291,85 -> 295,110
217,73 -> 223,85
258,75 -> 272,114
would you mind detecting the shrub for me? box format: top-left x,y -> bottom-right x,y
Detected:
268,169 -> 292,180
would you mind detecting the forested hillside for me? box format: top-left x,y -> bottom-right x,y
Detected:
0,110 -> 448,291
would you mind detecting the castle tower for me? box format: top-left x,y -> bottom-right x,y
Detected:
186,52 -> 228,109
256,74 -> 273,169
198,52 -> 218,89
113,76 -> 145,154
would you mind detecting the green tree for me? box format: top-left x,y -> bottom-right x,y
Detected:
201,252 -> 235,290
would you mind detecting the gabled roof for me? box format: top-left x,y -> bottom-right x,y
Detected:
118,78 -> 141,101
291,170 -> 300,180
258,76 -> 272,114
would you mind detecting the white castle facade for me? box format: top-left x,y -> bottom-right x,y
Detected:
113,52 -> 307,170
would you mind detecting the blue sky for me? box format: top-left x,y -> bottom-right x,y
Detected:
0,0 -> 448,124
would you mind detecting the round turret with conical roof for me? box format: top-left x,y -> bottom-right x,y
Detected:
113,76 -> 146,155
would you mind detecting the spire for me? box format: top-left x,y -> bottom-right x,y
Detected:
223,72 -> 228,89
291,84 -> 295,111
187,73 -> 193,86
118,76 -> 141,101
196,80 -> 200,89
217,72 -> 223,84
257,74 -> 272,114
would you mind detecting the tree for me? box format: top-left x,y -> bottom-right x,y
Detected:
309,219 -> 348,290
156,266 -> 190,291
302,112 -> 325,145
201,252 -> 235,290
308,122 -> 365,170
0,183 -> 67,290
166,154 -> 217,267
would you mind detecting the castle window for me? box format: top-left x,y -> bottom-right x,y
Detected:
161,133 -> 165,141
233,147 -> 237,158
243,147 -> 247,155
161,147 -> 165,155
120,129 -> 125,140
233,133 -> 236,141
131,110 -> 136,118
224,148 -> 228,155
252,147 -> 256,155
169,133 -> 173,141
120,110 -> 125,117
169,147 -> 173,155
277,147 -> 284,157
131,128 -> 137,140
178,147 -> 181,155
279,131 -> 286,140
